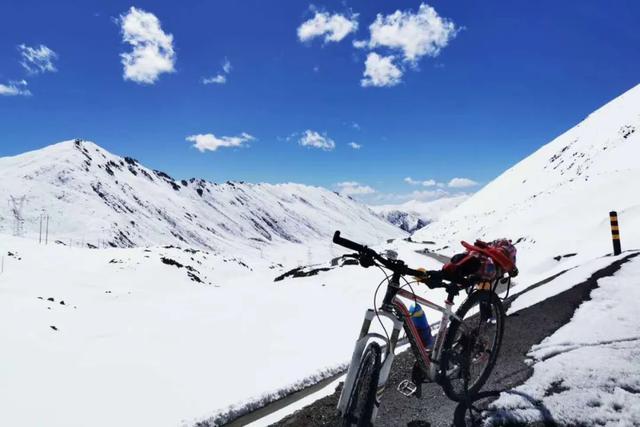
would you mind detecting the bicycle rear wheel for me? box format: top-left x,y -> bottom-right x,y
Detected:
341,342 -> 381,427
440,290 -> 505,402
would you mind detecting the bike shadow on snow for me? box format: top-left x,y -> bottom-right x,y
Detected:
403,389 -> 555,427
445,389 -> 557,427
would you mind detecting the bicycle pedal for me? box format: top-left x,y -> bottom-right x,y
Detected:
397,379 -> 417,397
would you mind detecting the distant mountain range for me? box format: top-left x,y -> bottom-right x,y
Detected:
0,140 -> 403,254
370,196 -> 469,233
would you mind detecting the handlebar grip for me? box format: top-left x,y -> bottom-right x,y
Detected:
333,231 -> 366,253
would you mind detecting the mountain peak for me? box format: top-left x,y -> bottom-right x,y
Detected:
0,140 -> 403,254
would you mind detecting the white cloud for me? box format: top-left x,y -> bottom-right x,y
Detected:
298,11 -> 358,43
203,58 -> 232,85
404,176 -> 477,188
202,74 -> 226,85
222,58 -> 232,74
351,122 -> 361,130
408,189 -> 450,200
348,142 -> 362,150
404,177 -> 419,185
448,177 -> 479,188
336,181 -> 375,196
361,52 -> 402,87
353,39 -> 367,49
0,80 -> 31,96
118,7 -> 176,84
298,130 -> 336,151
187,132 -> 255,152
18,44 -> 58,74
373,188 -> 452,203
404,177 -> 437,186
368,3 -> 458,63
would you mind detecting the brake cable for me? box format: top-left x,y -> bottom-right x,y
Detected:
373,264 -> 392,347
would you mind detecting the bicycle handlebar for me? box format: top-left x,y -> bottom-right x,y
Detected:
333,231 -> 366,253
333,230 -> 438,283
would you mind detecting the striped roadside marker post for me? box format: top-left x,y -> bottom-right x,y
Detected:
610,211 -> 622,256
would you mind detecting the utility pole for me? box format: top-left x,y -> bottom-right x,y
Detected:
45,214 -> 49,245
39,213 -> 43,244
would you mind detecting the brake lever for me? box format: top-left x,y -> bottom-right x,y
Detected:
359,252 -> 375,268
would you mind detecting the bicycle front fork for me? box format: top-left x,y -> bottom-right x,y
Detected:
336,309 -> 403,424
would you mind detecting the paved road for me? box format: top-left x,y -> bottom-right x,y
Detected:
414,248 -> 452,265
273,252 -> 639,427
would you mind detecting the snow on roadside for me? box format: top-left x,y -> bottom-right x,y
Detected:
505,253 -> 631,314
246,375 -> 345,427
486,256 -> 640,426
194,365 -> 347,427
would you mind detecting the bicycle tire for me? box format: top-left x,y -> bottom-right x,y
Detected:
440,291 -> 505,402
341,342 -> 382,427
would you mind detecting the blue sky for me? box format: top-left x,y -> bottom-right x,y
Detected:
1,0 -> 639,204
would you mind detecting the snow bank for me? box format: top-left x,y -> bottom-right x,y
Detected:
486,256 -> 640,426
193,364 -> 346,426
505,253 -> 630,313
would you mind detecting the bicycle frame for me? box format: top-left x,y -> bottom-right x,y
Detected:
337,273 -> 470,424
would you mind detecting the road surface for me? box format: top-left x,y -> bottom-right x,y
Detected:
272,252 -> 639,426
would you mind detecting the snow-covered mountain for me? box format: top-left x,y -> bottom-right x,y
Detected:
414,84 -> 640,280
3,85 -> 640,427
0,140 -> 403,256
371,195 -> 469,233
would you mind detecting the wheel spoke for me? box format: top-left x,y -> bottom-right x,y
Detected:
440,292 -> 504,401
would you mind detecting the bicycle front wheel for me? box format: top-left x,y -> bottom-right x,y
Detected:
440,290 -> 505,402
342,342 -> 381,427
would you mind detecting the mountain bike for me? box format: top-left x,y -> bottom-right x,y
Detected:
333,231 -> 507,427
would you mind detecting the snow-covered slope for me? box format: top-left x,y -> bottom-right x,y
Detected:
371,195 -> 469,232
0,231 -> 440,427
0,140 -> 403,257
414,84 -> 640,281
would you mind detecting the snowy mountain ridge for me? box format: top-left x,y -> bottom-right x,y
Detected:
0,140 -> 403,257
414,83 -> 640,280
370,195 -> 469,233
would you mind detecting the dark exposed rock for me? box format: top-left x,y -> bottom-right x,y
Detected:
274,266 -> 332,282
